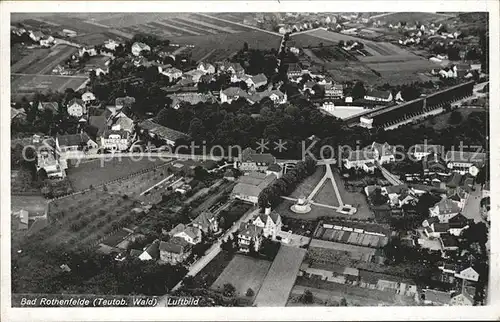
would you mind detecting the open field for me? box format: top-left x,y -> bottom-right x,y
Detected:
253,246 -> 306,307
66,158 -> 169,191
11,74 -> 87,100
11,195 -> 47,215
192,251 -> 234,288
412,108 -> 478,130
12,45 -> 77,75
170,31 -> 281,62
211,255 -> 272,301
289,166 -> 326,199
374,12 -> 456,24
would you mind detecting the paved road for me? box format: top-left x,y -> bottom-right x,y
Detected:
12,73 -> 88,78
196,13 -> 282,36
462,183 -> 485,224
376,161 -> 404,186
156,206 -> 259,306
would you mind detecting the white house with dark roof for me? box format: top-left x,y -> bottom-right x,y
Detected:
67,98 -> 86,117
220,87 -> 248,104
252,208 -> 282,240
343,150 -> 376,170
237,148 -> 276,172
444,151 -> 487,176
364,89 -> 393,103
454,266 -> 479,282
56,133 -> 98,157
81,92 -> 96,106
324,83 -> 344,99
266,163 -> 283,179
160,67 -> 183,81
101,128 -> 131,151
173,226 -> 202,245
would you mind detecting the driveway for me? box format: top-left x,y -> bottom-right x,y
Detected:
156,206 -> 259,306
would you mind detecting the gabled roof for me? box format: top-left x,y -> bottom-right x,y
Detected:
222,87 -> 248,98
57,133 -> 91,147
433,223 -> 450,233
138,119 -> 190,142
410,144 -> 442,154
384,184 -> 408,195
68,98 -> 84,107
440,233 -> 458,247
143,240 -> 160,259
346,150 -> 376,162
256,212 -> 281,226
239,222 -> 263,238
445,151 -> 487,167
132,42 -> 151,50
250,73 -> 268,85
267,163 -> 282,172
39,101 -> 59,112
446,173 -> 463,188
241,148 -> 275,164
129,249 -> 143,257
180,226 -> 201,239
372,142 -> 395,157
365,89 -> 391,99
434,198 -> 461,215
159,237 -> 191,254
448,213 -> 469,226
193,211 -> 216,230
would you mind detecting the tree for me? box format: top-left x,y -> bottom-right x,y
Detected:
246,288 -> 255,297
371,187 -> 388,206
449,110 -> 463,124
340,298 -> 348,306
222,283 -> 236,297
351,81 -> 366,100
302,290 -> 313,304
243,42 -> 249,52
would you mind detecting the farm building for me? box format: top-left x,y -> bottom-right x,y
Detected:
138,119 -> 190,146
236,147 -> 276,172
231,171 -> 277,204
131,42 -> 151,57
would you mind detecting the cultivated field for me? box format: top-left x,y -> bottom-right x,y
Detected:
253,246 -> 306,307
12,45 -> 77,74
65,158 -> 170,191
11,74 -> 87,100
211,255 -> 272,301
373,12 -> 456,24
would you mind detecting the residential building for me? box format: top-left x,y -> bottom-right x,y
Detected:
268,90 -> 287,105
169,93 -> 214,110
450,289 -> 474,306
184,69 -> 205,83
104,39 -> 120,51
266,163 -> 283,179
29,30 -> 44,42
138,240 -> 160,261
454,266 -> 479,282
429,198 -> 461,222
107,111 -> 135,133
197,62 -> 215,74
237,222 -> 263,253
231,172 -> 277,204
160,67 -> 183,81
100,128 -> 131,151
67,98 -> 86,117
56,133 -> 98,155
343,150 -> 376,170
423,289 -> 452,305
216,61 -> 244,75
370,142 -> 396,164
324,83 -> 344,99
173,226 -> 202,245
220,87 -> 248,104
381,184 -> 409,206
364,89 -> 393,102
237,148 -> 276,172
79,46 -> 98,57
131,42 -> 151,56
138,119 -> 190,146
192,211 -> 219,234
38,101 -> 59,114
447,187 -> 469,210
159,237 -> 192,264
252,208 -> 282,240
444,151 -> 487,176
286,63 -> 303,78
242,73 -> 268,89
36,146 -> 66,179
81,92 -> 96,106
115,96 -> 136,110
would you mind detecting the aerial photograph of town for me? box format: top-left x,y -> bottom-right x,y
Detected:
9,10 -> 490,308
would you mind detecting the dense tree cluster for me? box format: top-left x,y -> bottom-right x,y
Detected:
258,157 -> 317,208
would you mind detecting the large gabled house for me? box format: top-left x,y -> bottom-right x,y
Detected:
444,151 -> 487,176
197,62 -> 215,74
237,222 -> 263,253
131,42 -> 151,56
343,150 -> 376,170
220,87 -> 248,104
252,209 -> 282,240
236,147 -> 276,172
159,237 -> 192,265
231,172 -> 276,204
138,119 -> 190,146
363,89 -> 393,103
192,211 -> 219,235
138,239 -> 160,261
67,98 -> 86,118
409,144 -> 443,161
56,133 -> 98,156
173,226 -> 202,245
370,142 -> 396,164
429,197 -> 461,223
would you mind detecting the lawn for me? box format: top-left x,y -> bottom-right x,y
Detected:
254,246 -> 306,307
312,179 -> 340,207
413,108 -> 478,131
211,254 -> 272,301
66,157 -> 169,191
376,12 -> 455,24
332,170 -> 373,220
192,251 -> 234,288
289,166 -> 326,199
